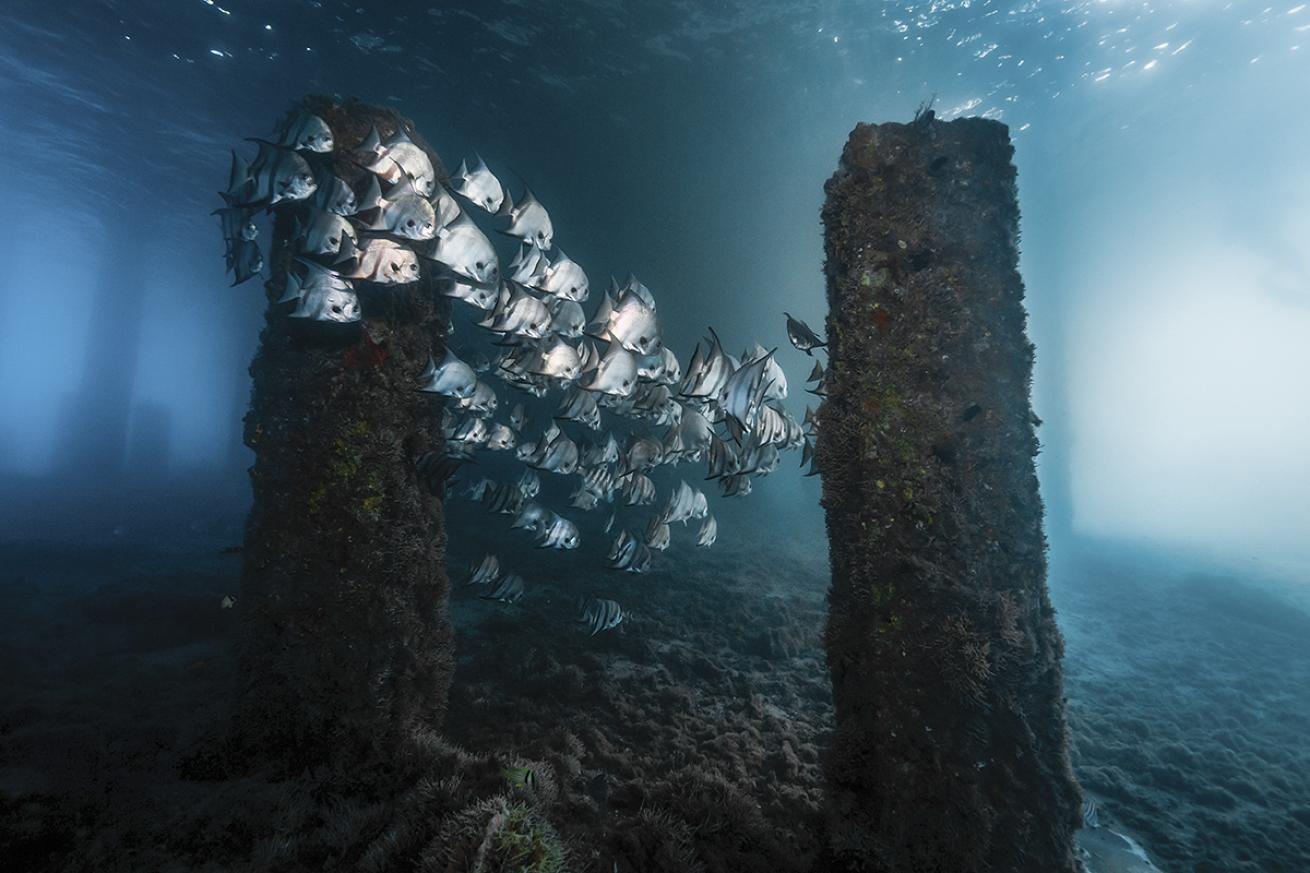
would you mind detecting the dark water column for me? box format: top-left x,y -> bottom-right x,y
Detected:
234,98 -> 453,767
816,114 -> 1081,872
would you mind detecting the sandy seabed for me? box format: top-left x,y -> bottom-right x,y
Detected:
0,529 -> 1306,871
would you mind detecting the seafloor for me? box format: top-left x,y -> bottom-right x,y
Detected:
1,527 -> 1307,871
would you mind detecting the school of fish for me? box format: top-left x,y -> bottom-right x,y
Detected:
217,109 -> 827,636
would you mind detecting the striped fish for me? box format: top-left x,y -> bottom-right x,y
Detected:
465,555 -> 500,587
578,597 -> 624,636
481,573 -> 525,604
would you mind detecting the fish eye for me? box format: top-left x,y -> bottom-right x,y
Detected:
329,236 -> 339,246
475,261 -> 484,269
406,219 -> 415,227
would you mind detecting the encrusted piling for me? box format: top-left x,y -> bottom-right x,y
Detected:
816,113 -> 1081,871
233,98 -> 453,767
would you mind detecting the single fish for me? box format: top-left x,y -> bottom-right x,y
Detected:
425,212 -> 499,284
356,176 -> 437,240
507,242 -> 549,285
224,140 -> 316,206
607,529 -> 652,573
499,186 -> 554,250
680,328 -> 733,399
275,110 -> 334,152
481,573 -> 525,603
619,472 -> 656,506
538,513 -> 580,549
720,473 -> 753,498
296,206 -> 358,259
532,338 -> 582,381
785,312 -> 827,355
556,387 -> 601,430
484,481 -> 524,514
645,517 -> 671,551
432,184 -> 462,231
518,468 -> 541,498
697,514 -> 717,547
357,124 -> 436,197
583,344 -> 637,397
720,350 -> 776,433
607,292 -> 662,356
661,480 -> 697,525
622,435 -> 663,474
452,416 -> 490,448
465,554 -> 500,587
438,275 -> 499,311
509,403 -> 527,432
214,206 -> 258,243
705,434 -> 739,480
512,501 -> 551,535
487,282 -> 553,339
220,594 -> 237,609
548,298 -> 586,339
313,171 -> 358,216
342,237 -> 421,284
570,485 -> 600,511
456,380 -> 498,417
228,238 -> 264,285
451,153 -> 505,213
283,260 -> 359,323
536,249 -> 589,302
418,347 -> 478,398
415,450 -> 471,496
533,431 -> 580,475
674,404 -> 714,458
486,423 -> 517,451
743,342 -> 788,401
578,597 -> 624,636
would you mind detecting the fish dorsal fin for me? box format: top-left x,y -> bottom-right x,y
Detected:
334,234 -> 360,266
387,175 -> 419,199
454,159 -> 469,183
473,152 -> 489,174
495,187 -> 515,218
359,125 -> 382,154
387,125 -> 414,146
358,175 -> 384,212
275,271 -> 302,305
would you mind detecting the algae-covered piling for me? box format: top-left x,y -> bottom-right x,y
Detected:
233,98 -> 454,766
817,112 -> 1081,871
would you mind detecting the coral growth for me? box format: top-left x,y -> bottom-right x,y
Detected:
816,113 -> 1081,871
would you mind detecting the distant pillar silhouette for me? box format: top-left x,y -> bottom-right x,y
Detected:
56,221 -> 147,490
233,98 -> 454,767
816,113 -> 1081,871
126,402 -> 171,475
